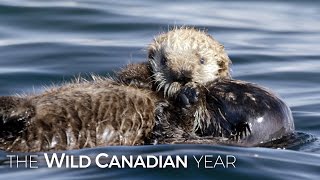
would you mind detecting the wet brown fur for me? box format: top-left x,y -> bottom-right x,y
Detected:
1,79 -> 157,152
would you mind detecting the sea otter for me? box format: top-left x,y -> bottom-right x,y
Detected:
117,27 -> 295,146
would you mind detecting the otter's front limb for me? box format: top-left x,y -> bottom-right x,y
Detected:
176,82 -> 201,108
116,62 -> 202,108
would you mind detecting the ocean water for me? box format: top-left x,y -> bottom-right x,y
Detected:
0,0 -> 320,179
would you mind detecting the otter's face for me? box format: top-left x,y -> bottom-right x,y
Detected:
148,27 -> 231,97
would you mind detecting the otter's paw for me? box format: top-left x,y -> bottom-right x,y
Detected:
177,84 -> 199,108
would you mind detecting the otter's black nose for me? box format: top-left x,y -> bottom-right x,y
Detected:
176,70 -> 192,84
177,76 -> 192,84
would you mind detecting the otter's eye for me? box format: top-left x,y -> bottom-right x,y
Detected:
161,56 -> 167,65
200,58 -> 205,64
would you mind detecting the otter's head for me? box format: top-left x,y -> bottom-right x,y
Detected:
148,27 -> 231,97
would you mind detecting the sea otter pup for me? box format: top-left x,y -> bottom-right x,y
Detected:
117,27 -> 295,146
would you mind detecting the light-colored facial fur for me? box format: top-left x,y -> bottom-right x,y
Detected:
148,27 -> 231,97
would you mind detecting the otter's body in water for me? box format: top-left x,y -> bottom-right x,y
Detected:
0,78 -> 158,152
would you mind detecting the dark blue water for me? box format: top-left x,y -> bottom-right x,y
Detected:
0,0 -> 319,179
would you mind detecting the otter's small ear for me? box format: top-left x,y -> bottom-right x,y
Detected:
148,49 -> 155,59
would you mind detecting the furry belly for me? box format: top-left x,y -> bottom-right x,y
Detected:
0,80 -> 156,152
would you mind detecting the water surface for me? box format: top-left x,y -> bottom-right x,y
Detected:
0,0 -> 319,179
